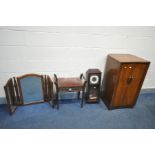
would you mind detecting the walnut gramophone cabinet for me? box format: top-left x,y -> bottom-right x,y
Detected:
101,54 -> 150,110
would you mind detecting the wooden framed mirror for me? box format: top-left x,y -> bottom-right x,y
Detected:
4,74 -> 54,115
17,74 -> 45,105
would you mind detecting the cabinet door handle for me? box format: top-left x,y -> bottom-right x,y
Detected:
127,76 -> 133,84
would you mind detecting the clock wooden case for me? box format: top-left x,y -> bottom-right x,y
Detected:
101,54 -> 150,110
85,69 -> 101,103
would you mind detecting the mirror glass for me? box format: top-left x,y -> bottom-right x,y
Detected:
19,76 -> 44,104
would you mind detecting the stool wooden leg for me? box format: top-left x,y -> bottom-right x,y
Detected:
52,103 -> 55,108
81,81 -> 87,108
54,91 -> 59,109
77,91 -> 80,99
81,91 -> 84,108
56,92 -> 59,109
52,99 -> 55,108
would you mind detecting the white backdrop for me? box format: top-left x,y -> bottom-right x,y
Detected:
0,26 -> 155,97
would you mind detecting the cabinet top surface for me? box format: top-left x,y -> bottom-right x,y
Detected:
109,54 -> 150,63
87,69 -> 101,74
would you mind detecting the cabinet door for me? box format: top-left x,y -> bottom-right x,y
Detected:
124,63 -> 148,106
112,63 -> 148,107
111,63 -> 132,107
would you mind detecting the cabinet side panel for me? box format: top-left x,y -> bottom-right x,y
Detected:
101,56 -> 120,107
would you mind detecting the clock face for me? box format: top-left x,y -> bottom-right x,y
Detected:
90,75 -> 99,84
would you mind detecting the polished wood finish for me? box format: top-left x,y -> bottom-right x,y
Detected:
102,54 -> 150,109
13,77 -> 21,105
4,78 -> 17,114
54,74 -> 87,109
57,78 -> 83,89
85,69 -> 101,103
43,75 -> 54,107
